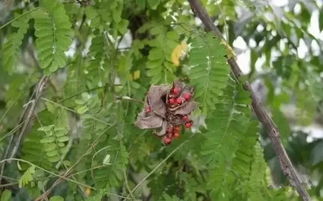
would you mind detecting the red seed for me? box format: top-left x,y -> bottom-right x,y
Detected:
182,92 -> 192,101
182,115 -> 189,121
172,87 -> 181,96
174,126 -> 181,132
185,121 -> 193,128
173,132 -> 180,138
163,137 -> 172,144
176,97 -> 184,104
168,98 -> 176,104
167,132 -> 173,138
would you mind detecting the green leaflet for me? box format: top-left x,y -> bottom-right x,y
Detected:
0,190 -> 12,201
2,13 -> 32,72
245,142 -> 269,200
201,79 -> 251,167
34,0 -> 72,73
92,140 -> 128,190
160,194 -> 183,201
21,104 -> 70,168
188,33 -> 230,114
86,33 -> 111,87
50,196 -> 64,201
0,0 -> 316,200
146,25 -> 178,84
200,80 -> 257,200
21,127 -> 53,169
242,143 -> 297,201
39,125 -> 69,163
19,165 -> 36,188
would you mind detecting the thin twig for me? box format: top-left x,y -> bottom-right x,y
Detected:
126,141 -> 188,199
0,76 -> 49,184
123,170 -> 136,200
0,122 -> 24,143
0,158 -> 94,190
41,98 -> 113,126
34,125 -> 114,201
187,0 -> 311,201
115,96 -> 145,104
0,182 -> 18,188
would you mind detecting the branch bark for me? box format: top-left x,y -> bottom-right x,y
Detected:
187,0 -> 311,201
0,75 -> 49,184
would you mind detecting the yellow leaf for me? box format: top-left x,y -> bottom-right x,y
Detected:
84,187 -> 91,196
171,41 -> 188,67
133,70 -> 140,80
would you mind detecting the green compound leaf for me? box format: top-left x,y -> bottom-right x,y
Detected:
188,33 -> 230,114
34,0 -> 72,73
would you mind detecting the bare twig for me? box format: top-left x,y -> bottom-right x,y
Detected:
0,75 -> 49,184
0,158 -> 94,189
0,182 -> 18,188
187,0 -> 311,200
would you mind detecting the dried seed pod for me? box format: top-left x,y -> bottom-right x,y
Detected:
135,80 -> 197,145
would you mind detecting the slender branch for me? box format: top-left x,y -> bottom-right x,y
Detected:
0,158 -> 94,190
41,98 -> 112,126
0,75 -> 49,184
187,0 -> 311,201
0,182 -> 18,188
125,141 -> 188,199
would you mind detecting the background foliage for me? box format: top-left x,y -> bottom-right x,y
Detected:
0,0 -> 322,200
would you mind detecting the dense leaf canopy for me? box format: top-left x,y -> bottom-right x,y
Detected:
0,0 -> 322,200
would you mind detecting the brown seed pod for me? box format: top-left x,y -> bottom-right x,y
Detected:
135,81 -> 197,145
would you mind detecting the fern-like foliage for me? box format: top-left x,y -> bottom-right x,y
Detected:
92,139 -> 128,190
144,23 -> 178,84
19,165 -> 35,188
39,125 -> 69,163
200,79 -> 257,200
201,79 -> 252,167
86,33 -> 111,87
21,126 -> 53,169
2,13 -> 32,72
244,142 -> 270,200
159,194 -> 183,201
21,103 -> 69,168
243,143 -> 298,201
198,79 -> 296,200
34,0 -> 72,73
187,33 -> 230,113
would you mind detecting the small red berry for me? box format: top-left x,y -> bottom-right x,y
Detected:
172,87 -> 181,96
168,98 -> 176,104
174,126 -> 181,132
185,121 -> 193,128
145,106 -> 152,113
182,92 -> 192,101
176,97 -> 184,104
173,132 -> 180,138
163,137 -> 172,144
182,115 -> 189,121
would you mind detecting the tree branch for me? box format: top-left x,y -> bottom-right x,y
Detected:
187,0 -> 311,201
0,75 -> 49,184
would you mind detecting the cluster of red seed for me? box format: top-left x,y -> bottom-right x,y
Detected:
162,85 -> 194,145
